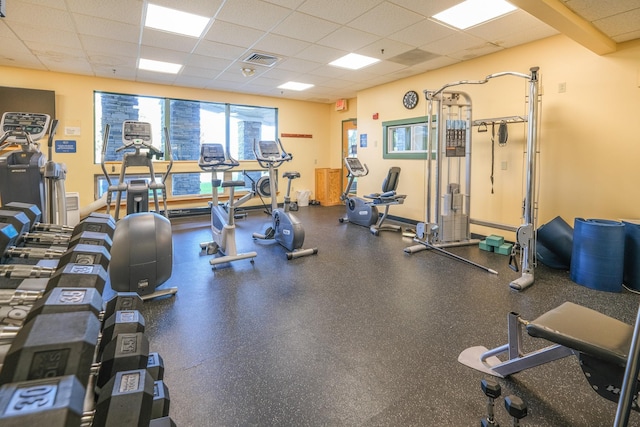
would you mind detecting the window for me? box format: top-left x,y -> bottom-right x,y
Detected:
95,92 -> 277,163
94,91 -> 278,198
382,116 -> 434,159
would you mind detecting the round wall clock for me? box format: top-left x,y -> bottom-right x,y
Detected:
403,90 -> 419,109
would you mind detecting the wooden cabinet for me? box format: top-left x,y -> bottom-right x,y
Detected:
315,168 -> 343,206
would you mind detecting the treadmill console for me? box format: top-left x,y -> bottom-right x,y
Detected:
345,157 -> 367,176
123,121 -> 152,144
1,112 -> 51,143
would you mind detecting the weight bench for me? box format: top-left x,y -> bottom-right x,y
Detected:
363,166 -> 407,235
459,302 -> 640,410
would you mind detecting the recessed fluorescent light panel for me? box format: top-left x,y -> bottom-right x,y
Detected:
145,3 -> 211,37
278,82 -> 314,91
433,0 -> 516,30
138,58 -> 183,74
329,53 -> 380,70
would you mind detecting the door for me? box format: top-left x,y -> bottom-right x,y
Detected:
341,119 -> 357,194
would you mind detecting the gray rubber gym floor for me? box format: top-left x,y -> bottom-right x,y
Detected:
140,205 -> 640,426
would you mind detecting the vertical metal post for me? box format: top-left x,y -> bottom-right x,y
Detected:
425,92 -> 434,225
614,303 -> 640,427
522,67 -> 540,275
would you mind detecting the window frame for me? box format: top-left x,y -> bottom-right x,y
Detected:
382,116 -> 435,159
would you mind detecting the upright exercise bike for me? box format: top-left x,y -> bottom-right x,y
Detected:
198,143 -> 257,268
252,139 -> 317,260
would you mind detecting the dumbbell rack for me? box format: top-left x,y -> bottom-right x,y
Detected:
0,206 -> 176,426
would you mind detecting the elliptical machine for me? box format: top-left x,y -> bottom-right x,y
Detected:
252,139 -> 318,260
0,112 -> 67,224
198,143 -> 257,268
100,121 -> 177,300
339,157 -> 378,227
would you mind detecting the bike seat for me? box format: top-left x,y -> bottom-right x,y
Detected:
283,171 -> 300,179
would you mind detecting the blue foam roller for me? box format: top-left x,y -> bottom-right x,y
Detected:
623,221 -> 640,291
537,216 -> 573,270
570,218 -> 625,292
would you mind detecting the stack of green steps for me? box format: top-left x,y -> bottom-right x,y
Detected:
479,234 -> 513,256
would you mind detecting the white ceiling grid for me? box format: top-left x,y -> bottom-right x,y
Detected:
0,0 -> 638,102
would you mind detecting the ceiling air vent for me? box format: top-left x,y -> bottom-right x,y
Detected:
243,52 -> 280,67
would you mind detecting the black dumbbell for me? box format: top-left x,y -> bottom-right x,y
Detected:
0,208 -> 114,251
0,289 -> 140,333
152,380 -> 171,419
0,371 -> 163,427
2,201 -> 116,239
481,377 -> 501,427
504,395 -> 527,426
0,310 -> 100,387
0,375 -> 86,426
0,292 -> 146,382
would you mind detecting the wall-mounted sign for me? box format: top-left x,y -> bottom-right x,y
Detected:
360,134 -> 367,148
55,140 -> 77,153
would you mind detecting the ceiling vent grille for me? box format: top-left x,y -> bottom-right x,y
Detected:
243,52 -> 280,67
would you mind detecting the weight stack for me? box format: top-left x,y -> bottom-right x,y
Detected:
570,218 -> 625,292
623,220 -> 640,291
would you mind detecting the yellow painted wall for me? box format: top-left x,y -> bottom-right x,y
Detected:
353,34 -> 640,238
0,66 -> 332,208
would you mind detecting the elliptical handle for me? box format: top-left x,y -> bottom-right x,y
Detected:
162,126 -> 174,185
100,124 -> 113,187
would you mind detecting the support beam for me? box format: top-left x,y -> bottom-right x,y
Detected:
509,0 -> 617,55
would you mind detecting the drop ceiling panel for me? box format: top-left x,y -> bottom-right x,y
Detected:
389,19 -> 456,47
387,0 -> 461,18
80,36 -> 139,58
272,12 -> 341,43
562,0 -> 640,21
215,0 -> 292,31
141,28 -> 200,53
348,2 -> 424,37
138,46 -> 191,64
6,3 -> 75,29
73,15 -> 140,42
203,21 -> 265,48
297,0 -> 381,25
277,57 -> 324,73
468,10 -> 558,44
594,8 -> 640,42
251,33 -> 311,57
421,32 -> 487,56
10,24 -> 82,49
295,44 -> 348,63
39,57 -> 93,74
316,27 -> 379,51
193,40 -> 248,60
185,54 -> 234,70
357,38 -> 416,60
65,0 -> 143,24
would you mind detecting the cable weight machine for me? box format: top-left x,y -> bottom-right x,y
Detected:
405,67 -> 541,291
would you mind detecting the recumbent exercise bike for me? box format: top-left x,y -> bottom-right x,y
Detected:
339,156 -> 406,235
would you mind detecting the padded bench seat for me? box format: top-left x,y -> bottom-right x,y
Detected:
526,302 -> 633,366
